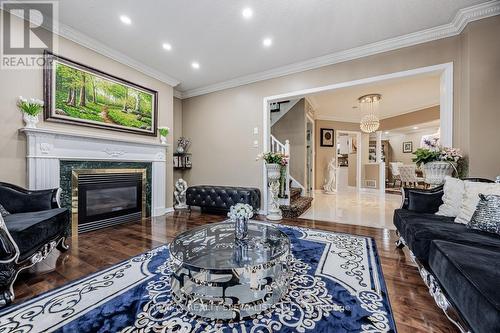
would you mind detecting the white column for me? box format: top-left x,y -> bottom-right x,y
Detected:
152,161 -> 167,216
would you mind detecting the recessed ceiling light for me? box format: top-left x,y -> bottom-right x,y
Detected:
384,131 -> 390,134
162,43 -> 172,51
413,126 -> 419,130
119,15 -> 132,25
242,7 -> 253,19
262,37 -> 273,47
191,62 -> 200,69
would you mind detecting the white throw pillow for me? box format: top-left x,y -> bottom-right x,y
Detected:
436,177 -> 464,217
455,182 -> 500,224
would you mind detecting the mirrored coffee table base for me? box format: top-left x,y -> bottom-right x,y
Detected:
170,221 -> 291,320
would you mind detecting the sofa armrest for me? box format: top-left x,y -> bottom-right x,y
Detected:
401,186 -> 444,213
0,215 -> 19,263
0,182 -> 61,214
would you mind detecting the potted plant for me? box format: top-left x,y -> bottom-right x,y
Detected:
17,96 -> 44,128
158,127 -> 170,144
227,203 -> 254,240
412,139 -> 463,186
257,152 -> 288,181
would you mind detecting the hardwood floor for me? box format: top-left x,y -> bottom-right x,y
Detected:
12,211 -> 458,333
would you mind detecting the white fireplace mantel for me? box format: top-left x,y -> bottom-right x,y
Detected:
20,127 -> 170,216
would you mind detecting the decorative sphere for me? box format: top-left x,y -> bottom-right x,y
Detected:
360,114 -> 380,133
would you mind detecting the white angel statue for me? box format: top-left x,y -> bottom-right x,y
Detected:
324,157 -> 337,194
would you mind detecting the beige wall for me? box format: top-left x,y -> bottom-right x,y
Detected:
173,97 -> 183,186
0,14 -> 175,207
388,129 -> 438,164
271,99 -> 306,185
181,16 -> 500,201
466,17 -> 500,178
379,106 -> 440,130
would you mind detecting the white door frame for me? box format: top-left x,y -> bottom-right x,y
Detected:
305,113 -> 315,193
262,62 -> 453,212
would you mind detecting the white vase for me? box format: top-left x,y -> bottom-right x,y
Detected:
266,163 -> 281,181
160,135 -> 167,145
423,161 -> 456,186
23,113 -> 39,128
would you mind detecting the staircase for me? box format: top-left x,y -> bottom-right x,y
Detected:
280,186 -> 313,218
270,99 -> 300,127
269,135 -> 313,218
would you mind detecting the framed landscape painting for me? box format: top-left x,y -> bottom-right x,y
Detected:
44,52 -> 158,136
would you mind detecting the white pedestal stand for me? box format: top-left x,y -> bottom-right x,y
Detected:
266,164 -> 282,221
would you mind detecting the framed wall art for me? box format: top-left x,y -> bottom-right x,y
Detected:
43,51 -> 158,136
320,128 -> 334,147
403,141 -> 413,153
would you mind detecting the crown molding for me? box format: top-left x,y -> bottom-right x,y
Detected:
178,0 -> 500,99
57,23 -> 180,87
173,90 -> 183,99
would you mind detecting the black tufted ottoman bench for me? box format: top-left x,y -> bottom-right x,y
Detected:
186,185 -> 260,215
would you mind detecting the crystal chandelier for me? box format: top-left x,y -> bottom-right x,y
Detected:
358,94 -> 381,133
360,113 -> 380,133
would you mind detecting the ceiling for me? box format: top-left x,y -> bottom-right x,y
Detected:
52,0 -> 493,94
308,73 -> 441,122
382,120 -> 441,139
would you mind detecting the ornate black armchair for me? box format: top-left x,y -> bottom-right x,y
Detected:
0,182 -> 70,307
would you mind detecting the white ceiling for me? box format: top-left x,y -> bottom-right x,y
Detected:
382,119 -> 441,139
308,73 -> 441,122
54,0 -> 494,94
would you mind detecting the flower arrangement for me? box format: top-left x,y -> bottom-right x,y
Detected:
413,142 -> 466,179
412,144 -> 463,167
176,137 -> 191,153
17,96 -> 44,116
158,127 -> 170,137
228,203 -> 254,221
256,152 -> 289,166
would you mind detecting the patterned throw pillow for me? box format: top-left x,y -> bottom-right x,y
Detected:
455,182 -> 500,224
467,194 -> 500,235
0,203 -> 10,217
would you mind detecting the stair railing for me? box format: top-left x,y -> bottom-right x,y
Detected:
270,135 -> 290,205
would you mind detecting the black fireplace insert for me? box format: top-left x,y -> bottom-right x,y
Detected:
76,172 -> 144,232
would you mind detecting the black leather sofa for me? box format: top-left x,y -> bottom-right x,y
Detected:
394,179 -> 499,333
0,182 -> 70,307
186,185 -> 260,214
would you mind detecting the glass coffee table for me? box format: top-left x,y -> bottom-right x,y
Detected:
170,221 -> 291,320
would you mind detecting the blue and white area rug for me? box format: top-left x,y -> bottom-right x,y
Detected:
0,224 -> 396,332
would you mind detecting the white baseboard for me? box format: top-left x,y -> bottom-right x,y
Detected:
153,207 -> 174,216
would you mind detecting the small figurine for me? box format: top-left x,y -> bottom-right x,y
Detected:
174,178 -> 188,209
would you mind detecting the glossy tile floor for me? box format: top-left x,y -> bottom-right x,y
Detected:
300,189 -> 402,229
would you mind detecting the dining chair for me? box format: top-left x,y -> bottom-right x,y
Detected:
390,162 -> 403,187
399,165 -> 420,188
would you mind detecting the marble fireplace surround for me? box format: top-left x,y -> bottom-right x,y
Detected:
20,127 -> 170,216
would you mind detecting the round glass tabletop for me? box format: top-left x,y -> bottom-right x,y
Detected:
170,221 -> 290,270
